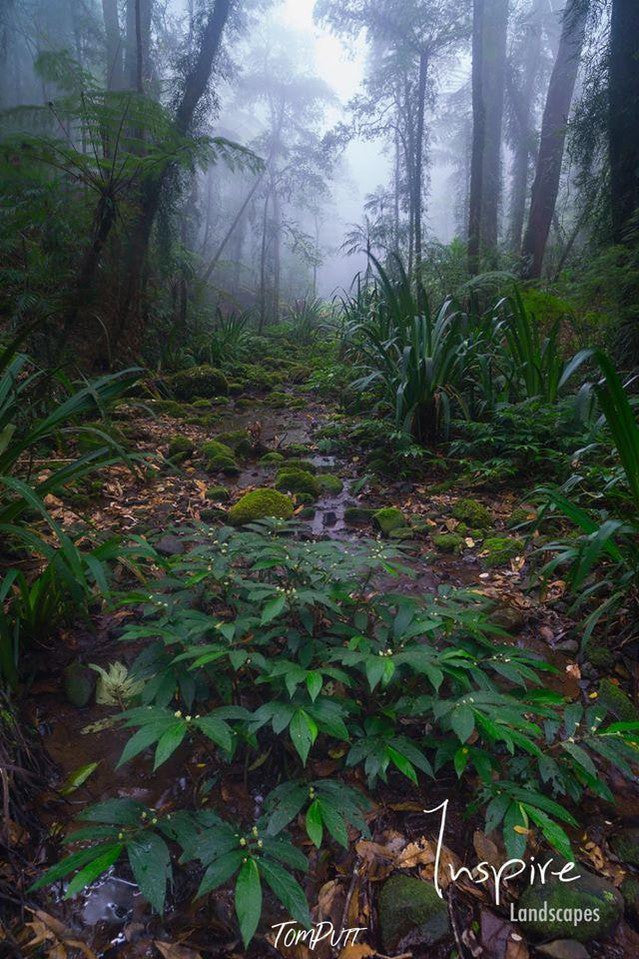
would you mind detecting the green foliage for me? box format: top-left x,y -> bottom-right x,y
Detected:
35,523 -> 639,941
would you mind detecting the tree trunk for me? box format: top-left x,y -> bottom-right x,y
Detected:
259,191 -> 270,333
413,50 -> 428,276
468,0 -> 485,275
114,0 -> 233,358
480,0 -> 508,260
609,0 -> 639,244
507,0 -> 543,253
101,0 -> 124,90
271,189 -> 281,321
521,0 -> 588,279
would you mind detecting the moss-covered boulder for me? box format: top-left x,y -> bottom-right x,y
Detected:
216,430 -> 252,458
344,506 -> 374,526
286,443 -> 312,456
168,365 -> 228,400
63,661 -> 95,707
201,440 -> 240,476
481,536 -> 524,567
452,497 -> 492,529
206,485 -> 230,502
373,507 -> 406,536
379,875 -> 450,952
192,398 -> 212,409
620,877 -> 639,924
275,468 -> 320,499
598,679 -> 639,723
583,636 -> 614,670
317,473 -> 343,495
432,532 -> 464,553
228,489 -> 294,525
200,506 -> 227,523
282,458 -> 317,473
516,869 -> 623,943
259,451 -> 285,465
508,506 -> 534,528
168,435 -> 195,460
610,828 -> 639,867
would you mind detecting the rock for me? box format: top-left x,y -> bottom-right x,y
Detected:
63,661 -> 95,707
582,637 -> 613,669
432,532 -> 464,553
389,527 -> 414,540
373,507 -> 406,536
167,435 -> 195,460
156,534 -> 184,556
598,679 -> 639,723
515,867 -> 623,943
216,429 -> 253,458
379,875 -> 450,952
508,506 -> 534,529
452,497 -> 492,529
610,828 -> 639,867
620,877 -> 639,924
489,605 -> 525,633
481,536 -> 524,567
201,439 -> 240,476
168,365 -> 228,400
200,507 -> 227,523
275,467 -> 320,499
344,506 -> 374,526
408,515 -> 429,532
206,485 -> 230,502
227,489 -> 294,525
537,941 -> 590,959
316,473 -> 343,495
259,451 -> 285,465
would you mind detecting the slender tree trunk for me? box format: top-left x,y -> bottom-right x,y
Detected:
271,188 -> 281,321
413,50 -> 428,276
259,191 -> 270,333
201,169 -> 265,282
468,0 -> 485,274
114,0 -> 233,357
507,0 -> 543,252
101,0 -> 124,90
609,0 -> 639,245
521,0 -> 588,279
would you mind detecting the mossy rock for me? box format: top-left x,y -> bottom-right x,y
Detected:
379,875 -> 450,952
152,399 -> 191,418
452,497 -> 492,529
206,485 -> 230,502
508,506 -> 534,528
408,516 -> 429,533
200,506 -> 227,523
259,451 -> 285,465
228,488 -> 294,525
389,527 -> 414,541
432,532 -> 464,553
265,391 -> 289,408
168,435 -> 195,460
481,536 -> 524,567
299,506 -> 316,520
192,398 -> 212,409
63,662 -> 95,707
583,636 -> 614,670
201,440 -> 240,476
168,365 -> 228,400
317,473 -> 343,495
373,507 -> 406,536
620,877 -> 639,924
282,458 -> 317,473
344,506 -> 374,526
216,430 -> 252,458
286,443 -> 313,456
610,828 -> 639,867
234,397 -> 253,411
598,679 -> 639,723
516,869 -> 623,943
275,468 -> 320,499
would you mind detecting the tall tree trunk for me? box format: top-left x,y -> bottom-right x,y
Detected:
480,0 -> 508,260
259,191 -> 270,333
101,0 -> 124,90
609,0 -> 639,245
521,0 -> 588,279
271,189 -> 281,321
114,0 -> 233,358
507,0 -> 543,252
413,50 -> 428,276
468,0 -> 485,274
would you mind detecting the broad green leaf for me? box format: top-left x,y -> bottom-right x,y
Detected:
235,858 -> 262,947
64,844 -> 124,898
197,850 -> 243,897
127,833 -> 171,913
305,799 -> 323,847
259,858 -> 311,928
154,722 -> 187,769
289,709 -> 317,765
451,705 -> 475,743
60,762 -> 100,795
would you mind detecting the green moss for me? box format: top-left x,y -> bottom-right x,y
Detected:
481,536 -> 524,567
389,527 -> 414,540
516,870 -> 623,943
200,506 -> 227,523
620,877 -> 639,923
598,678 -> 639,722
282,458 -> 317,473
201,439 -> 239,476
508,506 -> 533,528
192,398 -> 212,409
452,497 -> 492,529
152,399 -> 191,418
228,488 -> 294,525
206,485 -> 230,502
264,391 -> 289,407
216,429 -> 252,458
316,474 -> 344,495
344,506 -> 374,526
259,451 -> 285,464
432,532 -> 464,553
373,507 -> 406,535
286,443 -> 312,456
275,467 -> 320,499
168,435 -> 195,460
168,365 -> 228,400
583,636 -> 614,670
379,875 -> 450,952
610,828 -> 639,867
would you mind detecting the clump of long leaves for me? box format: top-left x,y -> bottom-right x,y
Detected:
33,521 -> 639,945
537,350 -> 639,644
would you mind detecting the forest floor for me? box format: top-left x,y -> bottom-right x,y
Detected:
9,374 -> 639,959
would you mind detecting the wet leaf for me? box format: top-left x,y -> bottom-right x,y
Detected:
60,762 -> 100,795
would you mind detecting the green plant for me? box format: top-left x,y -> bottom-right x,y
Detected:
32,523 -> 639,945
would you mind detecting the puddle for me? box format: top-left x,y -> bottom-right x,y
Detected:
79,872 -> 137,927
